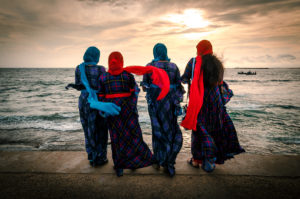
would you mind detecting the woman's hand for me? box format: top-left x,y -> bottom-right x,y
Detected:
90,102 -> 121,117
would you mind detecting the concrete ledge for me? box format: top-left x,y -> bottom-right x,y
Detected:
0,151 -> 299,177
0,151 -> 299,199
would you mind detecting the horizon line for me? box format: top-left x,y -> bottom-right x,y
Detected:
0,66 -> 299,69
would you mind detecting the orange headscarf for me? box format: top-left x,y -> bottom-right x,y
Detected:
181,40 -> 213,131
107,51 -> 170,100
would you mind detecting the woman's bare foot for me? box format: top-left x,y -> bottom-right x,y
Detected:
187,158 -> 199,168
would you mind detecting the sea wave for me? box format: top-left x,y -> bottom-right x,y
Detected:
35,80 -> 65,86
0,86 -> 19,92
35,93 -> 53,97
0,121 -> 82,132
266,104 -> 300,110
0,113 -> 78,123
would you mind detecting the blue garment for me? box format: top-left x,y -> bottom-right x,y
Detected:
75,64 -> 108,164
152,43 -> 170,62
141,61 -> 184,168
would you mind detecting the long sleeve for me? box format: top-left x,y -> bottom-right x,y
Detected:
65,65 -> 85,90
129,73 -> 140,106
174,65 -> 184,104
175,65 -> 181,85
140,63 -> 152,88
75,66 -> 81,85
97,74 -> 106,101
181,58 -> 194,84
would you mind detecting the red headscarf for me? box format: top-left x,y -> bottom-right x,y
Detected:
107,51 -> 170,100
181,40 -> 213,131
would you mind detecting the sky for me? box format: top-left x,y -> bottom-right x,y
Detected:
0,0 -> 299,70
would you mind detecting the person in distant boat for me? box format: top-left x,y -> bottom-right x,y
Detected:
67,46 -> 121,167
98,51 -> 170,177
181,40 -> 245,172
141,43 -> 184,177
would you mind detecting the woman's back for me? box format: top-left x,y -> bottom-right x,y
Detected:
147,61 -> 180,85
181,40 -> 244,171
182,55 -> 223,89
141,46 -> 183,177
142,61 -> 182,102
99,71 -> 135,94
202,54 -> 224,88
75,65 -> 105,90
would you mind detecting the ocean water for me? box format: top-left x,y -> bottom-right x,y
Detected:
0,68 -> 299,154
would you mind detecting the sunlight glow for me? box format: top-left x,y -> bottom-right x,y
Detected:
183,31 -> 215,40
163,9 -> 210,29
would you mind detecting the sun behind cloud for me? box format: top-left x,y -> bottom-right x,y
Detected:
163,9 -> 210,29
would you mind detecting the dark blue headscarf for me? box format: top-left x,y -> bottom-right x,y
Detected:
83,46 -> 100,64
152,43 -> 170,62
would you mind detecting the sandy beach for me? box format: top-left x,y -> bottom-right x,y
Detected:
0,151 -> 299,199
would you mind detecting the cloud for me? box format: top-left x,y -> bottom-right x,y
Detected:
0,0 -> 299,68
278,54 -> 296,61
244,54 -> 297,63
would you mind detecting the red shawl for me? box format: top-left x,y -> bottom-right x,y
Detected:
181,40 -> 213,131
108,51 -> 170,100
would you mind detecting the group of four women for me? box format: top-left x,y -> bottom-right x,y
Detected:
69,40 -> 245,177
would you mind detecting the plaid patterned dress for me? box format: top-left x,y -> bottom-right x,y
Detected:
75,65 -> 108,163
98,71 -> 153,169
141,61 -> 183,167
182,58 -> 245,164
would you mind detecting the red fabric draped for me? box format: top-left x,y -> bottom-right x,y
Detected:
181,40 -> 213,131
124,66 -> 170,100
107,52 -> 170,100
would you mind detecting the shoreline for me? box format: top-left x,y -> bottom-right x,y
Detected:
1,151 -> 299,198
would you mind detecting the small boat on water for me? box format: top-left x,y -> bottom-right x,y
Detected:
238,71 -> 256,75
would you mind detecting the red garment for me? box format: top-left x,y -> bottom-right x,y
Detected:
107,51 -> 170,100
99,89 -> 135,98
181,40 -> 213,131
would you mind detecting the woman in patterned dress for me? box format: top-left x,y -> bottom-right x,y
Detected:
71,46 -> 120,166
141,43 -> 184,177
181,40 -> 245,172
98,51 -> 170,177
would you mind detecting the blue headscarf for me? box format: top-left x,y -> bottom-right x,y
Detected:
83,46 -> 100,63
152,43 -> 170,62
79,46 -> 100,107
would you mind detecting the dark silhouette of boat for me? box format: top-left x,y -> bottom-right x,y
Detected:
238,71 -> 256,75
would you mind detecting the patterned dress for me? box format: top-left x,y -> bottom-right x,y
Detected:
98,71 -> 153,169
182,58 -> 245,164
75,65 -> 108,163
141,61 -> 184,168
